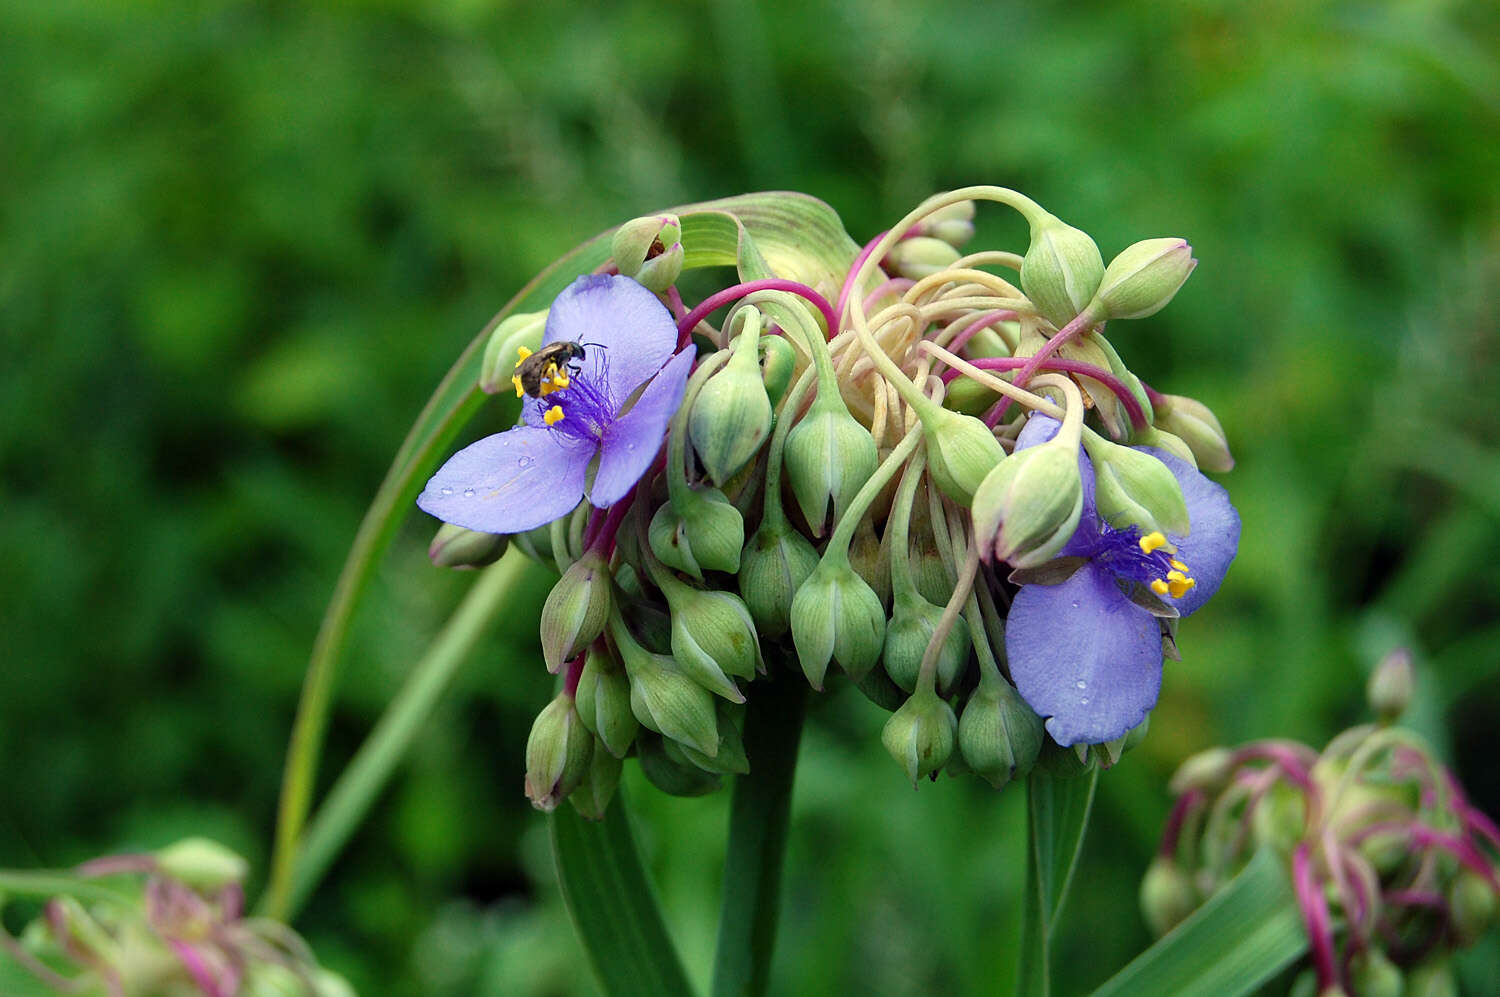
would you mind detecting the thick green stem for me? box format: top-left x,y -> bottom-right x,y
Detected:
711,665 -> 808,997
274,552 -> 541,919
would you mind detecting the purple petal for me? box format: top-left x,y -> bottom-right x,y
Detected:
591,347 -> 696,506
1006,563 -> 1163,745
1015,412 -> 1099,554
418,426 -> 592,534
544,275 -> 677,408
1138,447 -> 1240,616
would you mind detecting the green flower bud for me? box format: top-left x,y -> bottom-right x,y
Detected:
1405,960 -> 1457,997
1153,393 -> 1234,472
573,647 -> 638,758
881,688 -> 957,786
569,742 -> 623,820
847,518 -> 890,608
971,442 -> 1084,568
907,501 -> 955,606
315,970 -> 358,997
661,577 -> 761,702
428,522 -> 508,569
1091,238 -> 1196,321
919,200 -> 976,248
856,666 -> 907,712
479,310 -> 548,395
154,838 -> 248,892
789,554 -> 887,689
612,615 -> 719,756
1020,213 -> 1105,329
1130,427 -> 1197,467
637,733 -> 722,796
1450,868 -> 1496,945
1350,950 -> 1403,997
885,236 -> 963,280
539,549 -> 612,673
738,519 -> 819,637
1168,746 -> 1236,795
783,395 -> 879,536
1139,856 -> 1198,936
241,963 -> 308,997
1082,433 -> 1190,536
511,520 -> 556,564
612,214 -> 684,293
650,485 -> 744,577
671,703 -> 751,775
1366,647 -> 1414,725
690,323 -> 773,486
943,374 -> 1000,417
922,408 -> 1005,505
1035,737 -> 1097,778
759,335 -> 798,408
525,693 -> 594,812
883,594 -> 970,697
957,679 -> 1044,790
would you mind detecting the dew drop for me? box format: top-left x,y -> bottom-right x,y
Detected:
1075,680 -> 1087,690
1080,697 -> 1090,705
1070,600 -> 1080,609
518,455 -> 535,468
463,488 -> 476,498
440,487 -> 453,496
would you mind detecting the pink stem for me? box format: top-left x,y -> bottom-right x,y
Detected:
939,356 -> 1148,430
861,277 -> 915,312
1409,826 -> 1500,889
835,231 -> 891,328
943,310 -> 1018,354
665,285 -> 688,321
1384,888 -> 1448,909
1293,844 -> 1341,992
1159,789 -> 1205,857
1139,379 -> 1168,409
676,278 -> 838,351
993,308 -> 1096,419
74,854 -> 157,878
168,939 -> 226,997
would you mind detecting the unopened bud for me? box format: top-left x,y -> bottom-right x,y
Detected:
918,200 -> 976,248
738,520 -> 819,637
1350,951 -> 1404,997
539,550 -> 612,672
1035,736 -> 1097,778
958,679 -> 1044,790
847,518 -> 891,607
922,408 -> 1005,504
637,733 -> 722,797
971,442 -> 1083,568
573,647 -> 638,758
759,335 -> 798,407
1450,868 -> 1496,945
1367,647 -> 1414,724
1082,434 -> 1190,536
479,310 -> 548,394
885,236 -> 963,279
790,555 -> 887,689
881,688 -> 957,786
611,615 -> 719,757
783,395 -> 879,536
1020,213 -> 1105,329
1091,238 -> 1196,321
242,964 -> 308,997
568,743 -> 623,820
690,309 -> 773,485
661,576 -> 761,702
524,693 -> 594,812
649,485 -> 744,577
906,502 -> 954,606
1405,960 -> 1457,997
315,970 -> 358,997
672,703 -> 751,776
1168,746 -> 1236,795
1139,856 -> 1198,936
1153,394 -> 1234,472
612,214 -> 684,293
883,594 -> 969,697
154,838 -> 248,892
428,522 -> 508,569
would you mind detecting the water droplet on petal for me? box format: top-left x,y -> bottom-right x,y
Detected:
1079,697 -> 1090,705
518,455 -> 535,468
1070,600 -> 1080,609
463,488 -> 475,498
1075,680 -> 1087,690
440,487 -> 453,496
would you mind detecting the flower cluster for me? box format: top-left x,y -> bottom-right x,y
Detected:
2,838 -> 352,996
417,187 -> 1241,812
1143,652 -> 1499,996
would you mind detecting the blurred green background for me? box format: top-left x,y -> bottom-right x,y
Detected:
3,0 -> 1498,993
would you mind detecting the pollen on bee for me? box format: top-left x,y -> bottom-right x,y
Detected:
544,405 -> 565,426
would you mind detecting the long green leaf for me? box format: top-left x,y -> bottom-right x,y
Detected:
711,671 -> 807,997
1017,768 -> 1100,997
1089,848 -> 1306,997
552,795 -> 696,997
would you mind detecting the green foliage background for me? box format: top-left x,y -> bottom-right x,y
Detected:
3,0 -> 1498,993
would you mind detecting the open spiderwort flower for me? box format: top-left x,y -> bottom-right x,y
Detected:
418,274 -> 695,535
1004,412 -> 1240,746
1147,668 -> 1500,995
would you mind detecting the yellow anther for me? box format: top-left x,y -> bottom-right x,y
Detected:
544,405 -> 565,426
1170,558 -> 1188,572
1150,579 -> 1170,597
539,379 -> 559,397
512,373 -> 525,398
516,346 -> 533,360
551,370 -> 570,389
1165,570 -> 1196,599
1139,531 -> 1169,554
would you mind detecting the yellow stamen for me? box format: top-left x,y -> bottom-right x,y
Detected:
544,405 -> 565,426
1165,570 -> 1196,599
1170,558 -> 1188,572
550,370 -> 570,389
1139,531 -> 1169,554
516,346 -> 533,360
1150,579 -> 1170,596
512,374 -> 524,398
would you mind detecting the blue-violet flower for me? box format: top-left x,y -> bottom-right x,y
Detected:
1004,414 -> 1240,746
418,275 -> 695,534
